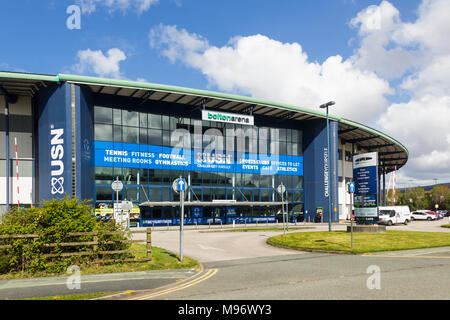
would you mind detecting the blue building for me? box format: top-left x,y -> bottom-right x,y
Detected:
0,71 -> 408,226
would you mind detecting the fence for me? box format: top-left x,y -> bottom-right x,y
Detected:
0,228 -> 152,269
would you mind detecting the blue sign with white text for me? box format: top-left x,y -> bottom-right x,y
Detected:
94,141 -> 303,176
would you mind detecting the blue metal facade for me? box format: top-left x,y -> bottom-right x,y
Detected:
303,119 -> 339,222
35,83 -> 339,223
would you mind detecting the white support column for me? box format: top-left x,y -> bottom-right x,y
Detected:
342,141 -> 347,219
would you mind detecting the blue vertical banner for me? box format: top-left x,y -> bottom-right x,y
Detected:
353,152 -> 379,223
37,83 -> 72,201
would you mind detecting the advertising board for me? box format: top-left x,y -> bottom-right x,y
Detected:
353,152 -> 379,223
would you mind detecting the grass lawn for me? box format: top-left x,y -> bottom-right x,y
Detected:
0,245 -> 199,280
442,224 -> 450,228
267,231 -> 450,254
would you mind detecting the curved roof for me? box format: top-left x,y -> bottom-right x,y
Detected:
0,71 -> 408,173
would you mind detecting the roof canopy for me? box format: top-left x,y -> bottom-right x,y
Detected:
0,71 -> 408,173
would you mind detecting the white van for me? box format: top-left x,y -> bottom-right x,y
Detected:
378,206 -> 411,225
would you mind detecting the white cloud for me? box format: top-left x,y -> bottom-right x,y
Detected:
148,1 -> 450,184
377,95 -> 450,182
75,0 -> 159,15
349,0 -> 420,79
149,25 -> 393,124
73,48 -> 127,78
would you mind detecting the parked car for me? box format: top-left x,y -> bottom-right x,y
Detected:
427,211 -> 443,220
411,211 -> 436,221
378,206 -> 411,225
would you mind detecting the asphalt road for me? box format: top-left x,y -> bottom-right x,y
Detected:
130,248 -> 450,300
128,219 -> 450,300
1,220 -> 449,300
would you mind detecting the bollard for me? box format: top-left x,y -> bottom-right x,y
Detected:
195,221 -> 198,230
152,222 -> 154,231
233,219 -> 235,229
209,220 -> 211,229
220,220 -> 223,229
167,222 -> 169,231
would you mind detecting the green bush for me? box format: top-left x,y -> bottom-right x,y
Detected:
0,196 -> 131,274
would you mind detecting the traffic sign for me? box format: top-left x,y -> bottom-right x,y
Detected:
111,180 -> 123,192
348,182 -> 355,193
177,178 -> 186,191
277,184 -> 286,195
122,200 -> 133,211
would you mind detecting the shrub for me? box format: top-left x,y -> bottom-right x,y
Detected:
0,196 -> 131,274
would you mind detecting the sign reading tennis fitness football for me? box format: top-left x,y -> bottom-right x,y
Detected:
202,109 -> 254,126
353,152 -> 379,223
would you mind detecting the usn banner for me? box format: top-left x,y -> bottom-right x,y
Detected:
95,141 -> 303,176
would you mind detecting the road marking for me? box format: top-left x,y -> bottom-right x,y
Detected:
198,244 -> 226,251
129,268 -> 218,300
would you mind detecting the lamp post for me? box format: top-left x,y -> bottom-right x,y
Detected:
320,101 -> 335,232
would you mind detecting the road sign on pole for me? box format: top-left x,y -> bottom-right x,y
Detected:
177,178 -> 186,191
348,182 -> 354,249
277,183 -> 287,235
112,178 -> 123,222
174,177 -> 186,263
111,179 -> 123,192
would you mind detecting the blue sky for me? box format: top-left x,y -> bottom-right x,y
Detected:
1,0 -> 449,186
0,0 -> 420,88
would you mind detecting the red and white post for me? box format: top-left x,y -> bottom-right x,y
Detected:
14,137 -> 19,208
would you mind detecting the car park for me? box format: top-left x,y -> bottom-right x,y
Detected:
411,211 -> 436,221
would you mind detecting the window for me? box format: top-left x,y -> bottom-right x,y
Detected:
95,124 -> 113,141
94,106 -> 112,124
149,188 -> 162,201
123,167 -> 138,184
113,125 -> 122,142
149,114 -> 162,129
124,186 -> 139,202
140,128 -> 147,145
122,110 -> 139,127
96,186 -> 112,201
113,109 -> 122,125
148,129 -> 162,145
122,126 -> 139,144
139,112 -> 148,128
95,167 -> 113,184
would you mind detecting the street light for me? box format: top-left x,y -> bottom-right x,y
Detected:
320,101 -> 336,232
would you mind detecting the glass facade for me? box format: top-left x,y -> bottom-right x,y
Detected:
93,105 -> 304,223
